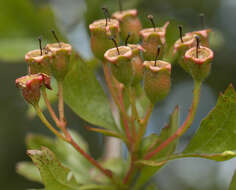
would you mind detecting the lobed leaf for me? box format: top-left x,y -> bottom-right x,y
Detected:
27,147 -> 79,190
184,84 -> 236,161
137,85 -> 236,167
25,130 -> 92,184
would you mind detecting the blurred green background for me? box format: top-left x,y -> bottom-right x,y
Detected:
0,0 -> 235,189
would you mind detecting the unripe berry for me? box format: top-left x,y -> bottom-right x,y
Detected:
190,13 -> 211,47
112,9 -> 142,43
104,45 -> 133,86
184,45 -> 214,81
25,49 -> 52,75
140,18 -> 169,60
173,27 -> 196,72
191,29 -> 211,47
89,18 -> 120,61
25,37 -> 52,75
127,44 -> 144,85
144,60 -> 171,104
46,42 -> 72,81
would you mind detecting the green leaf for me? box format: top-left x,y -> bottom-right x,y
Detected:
140,134 -> 159,157
137,85 -> 236,167
91,158 -> 128,184
55,131 -> 92,184
153,105 -> 179,159
137,151 -> 236,167
134,106 -> 179,189
63,54 -> 118,132
229,170 -> 236,190
86,126 -> 126,141
136,92 -> 150,119
16,161 -> 41,183
26,130 -> 92,184
26,133 -> 56,152
27,147 -> 80,190
184,84 -> 236,161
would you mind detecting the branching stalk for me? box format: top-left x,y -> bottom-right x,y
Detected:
103,63 -> 132,145
34,104 -> 67,141
144,81 -> 202,160
34,104 -> 115,183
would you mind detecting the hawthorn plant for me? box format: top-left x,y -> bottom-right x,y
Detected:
15,1 -> 236,190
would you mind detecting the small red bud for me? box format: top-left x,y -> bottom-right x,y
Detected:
16,73 -> 51,105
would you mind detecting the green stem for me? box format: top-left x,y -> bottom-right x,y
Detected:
34,104 -> 116,184
123,154 -> 136,185
103,63 -> 130,139
144,80 -> 202,160
34,104 -> 67,141
135,103 -> 154,151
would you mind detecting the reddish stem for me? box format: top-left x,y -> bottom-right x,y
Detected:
67,135 -> 113,179
103,63 -> 132,145
123,154 -> 136,184
42,88 -> 61,128
58,81 -> 65,124
144,81 -> 202,160
117,84 -> 132,145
